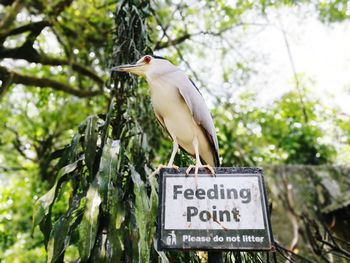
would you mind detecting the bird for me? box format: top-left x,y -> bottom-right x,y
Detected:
111,55 -> 219,176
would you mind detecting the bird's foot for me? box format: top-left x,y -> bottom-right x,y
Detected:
185,164 -> 216,177
185,165 -> 199,188
186,164 -> 216,188
185,165 -> 196,177
150,164 -> 180,177
201,164 -> 216,176
162,164 -> 179,172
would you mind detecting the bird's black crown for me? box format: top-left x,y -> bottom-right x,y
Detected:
152,55 -> 167,60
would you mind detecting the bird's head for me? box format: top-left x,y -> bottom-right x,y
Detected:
111,55 -> 173,78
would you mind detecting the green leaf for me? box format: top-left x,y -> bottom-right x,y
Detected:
153,238 -> 169,263
39,212 -> 52,247
148,168 -> 159,221
84,115 -> 99,176
56,130 -> 83,171
130,166 -> 152,263
105,189 -> 125,263
32,158 -> 82,234
100,98 -> 115,147
47,215 -> 70,263
78,182 -> 102,261
97,138 -> 120,207
47,194 -> 85,263
90,137 -> 122,261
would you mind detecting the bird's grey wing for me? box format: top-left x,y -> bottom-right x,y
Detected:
154,110 -> 172,138
155,108 -> 197,159
154,110 -> 166,130
164,69 -> 220,166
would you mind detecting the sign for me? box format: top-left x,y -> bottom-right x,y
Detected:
157,167 -> 274,250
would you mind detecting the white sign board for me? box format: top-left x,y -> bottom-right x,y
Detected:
157,168 -> 274,250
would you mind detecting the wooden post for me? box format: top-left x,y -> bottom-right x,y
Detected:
208,251 -> 223,263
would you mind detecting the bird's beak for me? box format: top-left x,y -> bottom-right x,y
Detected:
111,62 -> 146,76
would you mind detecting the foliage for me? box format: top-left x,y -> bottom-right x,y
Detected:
29,1 -> 164,262
216,90 -> 337,167
0,172 -> 47,262
0,0 -> 114,98
317,0 -> 350,22
0,1 -> 111,258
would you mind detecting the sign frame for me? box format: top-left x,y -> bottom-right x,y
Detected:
156,167 -> 274,251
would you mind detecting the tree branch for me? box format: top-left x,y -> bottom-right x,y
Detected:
277,17 -> 309,123
154,17 -> 199,80
0,69 -> 14,99
281,169 -> 300,255
0,20 -> 51,40
154,32 -> 191,50
154,22 -> 266,50
0,66 -> 102,97
49,0 -> 73,16
0,0 -> 24,29
0,45 -> 104,86
41,55 -> 104,86
5,124 -> 36,161
0,15 -> 103,86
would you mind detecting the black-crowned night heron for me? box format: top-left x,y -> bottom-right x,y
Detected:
111,55 -> 219,176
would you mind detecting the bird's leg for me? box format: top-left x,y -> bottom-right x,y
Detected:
151,136 -> 179,177
151,163 -> 179,177
167,139 -> 179,170
185,136 -> 216,178
185,136 -> 201,186
193,136 -> 201,176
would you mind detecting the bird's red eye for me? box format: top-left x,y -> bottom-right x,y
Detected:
144,56 -> 151,64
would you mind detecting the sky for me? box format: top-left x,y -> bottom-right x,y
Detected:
249,7 -> 350,114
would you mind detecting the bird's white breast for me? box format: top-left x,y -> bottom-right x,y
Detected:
147,75 -> 214,166
148,76 -> 195,148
